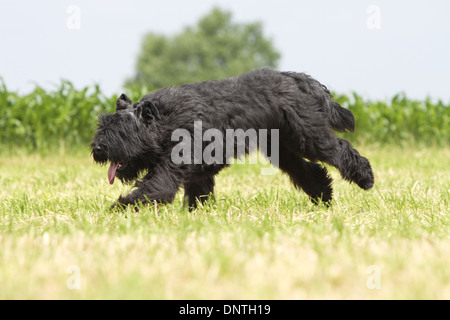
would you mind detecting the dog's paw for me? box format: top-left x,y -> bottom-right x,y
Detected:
109,201 -> 128,212
356,172 -> 374,190
354,157 -> 375,190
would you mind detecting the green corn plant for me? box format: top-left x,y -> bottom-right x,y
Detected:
1,79 -> 449,153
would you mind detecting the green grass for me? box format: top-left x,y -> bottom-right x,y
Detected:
0,146 -> 449,299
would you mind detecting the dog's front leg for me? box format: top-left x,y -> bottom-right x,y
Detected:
114,166 -> 181,210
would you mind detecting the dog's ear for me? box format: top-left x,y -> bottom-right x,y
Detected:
135,100 -> 161,123
116,93 -> 132,112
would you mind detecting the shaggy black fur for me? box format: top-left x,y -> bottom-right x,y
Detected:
91,69 -> 374,210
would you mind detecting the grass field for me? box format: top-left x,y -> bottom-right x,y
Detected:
0,145 -> 449,299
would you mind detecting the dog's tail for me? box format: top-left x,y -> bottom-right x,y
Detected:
327,100 -> 355,133
281,71 -> 355,133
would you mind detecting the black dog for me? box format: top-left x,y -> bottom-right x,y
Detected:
91,69 -> 374,209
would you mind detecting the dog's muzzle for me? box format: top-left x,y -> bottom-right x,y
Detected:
92,144 -> 108,163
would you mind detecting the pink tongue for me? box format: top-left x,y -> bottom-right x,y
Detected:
108,162 -> 120,185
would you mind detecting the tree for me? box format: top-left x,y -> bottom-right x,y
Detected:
126,7 -> 280,88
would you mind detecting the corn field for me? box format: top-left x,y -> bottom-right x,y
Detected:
0,79 -> 449,152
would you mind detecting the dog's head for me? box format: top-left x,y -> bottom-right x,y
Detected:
91,93 -> 161,184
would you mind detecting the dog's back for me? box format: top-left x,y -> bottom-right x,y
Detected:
144,69 -> 354,133
279,71 -> 355,133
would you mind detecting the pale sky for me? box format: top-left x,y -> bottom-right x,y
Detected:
1,0 -> 449,102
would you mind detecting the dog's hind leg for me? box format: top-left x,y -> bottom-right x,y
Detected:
303,133 -> 374,190
183,174 -> 215,210
277,146 -> 333,204
328,138 -> 374,190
